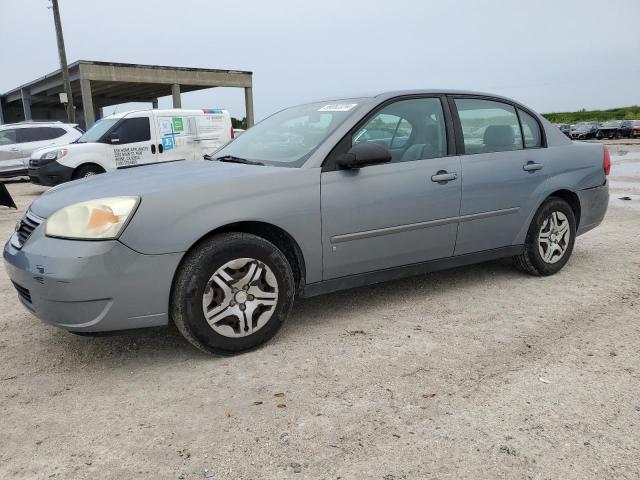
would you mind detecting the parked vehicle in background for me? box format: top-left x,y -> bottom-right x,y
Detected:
233,128 -> 246,137
553,123 -> 571,137
619,120 -> 634,138
28,108 -> 233,186
0,121 -> 82,178
596,120 -> 629,139
570,122 -> 599,140
631,120 -> 640,137
4,90 -> 610,355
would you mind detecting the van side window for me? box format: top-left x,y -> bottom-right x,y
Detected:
0,129 -> 16,145
112,118 -> 151,144
518,109 -> 542,148
455,98 -> 524,154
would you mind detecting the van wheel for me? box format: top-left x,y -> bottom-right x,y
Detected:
73,164 -> 104,179
513,197 -> 576,276
171,232 -> 295,355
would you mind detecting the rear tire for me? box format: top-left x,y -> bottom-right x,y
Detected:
171,233 -> 295,355
73,164 -> 104,179
513,197 -> 576,276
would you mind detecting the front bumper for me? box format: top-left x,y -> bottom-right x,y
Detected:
576,180 -> 609,237
28,160 -> 75,186
3,227 -> 184,332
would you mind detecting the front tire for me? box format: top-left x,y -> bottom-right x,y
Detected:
73,164 -> 104,179
171,233 -> 295,355
513,197 -> 576,276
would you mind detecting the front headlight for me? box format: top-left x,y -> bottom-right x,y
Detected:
40,148 -> 68,161
45,196 -> 140,240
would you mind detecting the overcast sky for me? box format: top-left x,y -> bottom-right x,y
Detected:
1,0 -> 639,120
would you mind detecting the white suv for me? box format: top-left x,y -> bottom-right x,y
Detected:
0,122 -> 82,178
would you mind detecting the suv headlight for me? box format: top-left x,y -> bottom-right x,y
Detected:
45,197 -> 140,240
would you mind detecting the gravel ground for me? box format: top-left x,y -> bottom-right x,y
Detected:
1,142 -> 639,480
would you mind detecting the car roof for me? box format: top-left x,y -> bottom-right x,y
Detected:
0,121 -> 74,129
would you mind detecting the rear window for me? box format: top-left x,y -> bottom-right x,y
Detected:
455,98 -> 523,154
16,127 -> 67,143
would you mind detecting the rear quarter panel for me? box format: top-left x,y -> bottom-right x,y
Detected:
513,138 -> 606,244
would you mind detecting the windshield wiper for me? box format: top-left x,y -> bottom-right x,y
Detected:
214,155 -> 264,166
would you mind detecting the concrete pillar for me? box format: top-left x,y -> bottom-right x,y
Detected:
21,88 -> 32,121
244,86 -> 254,128
80,78 -> 95,128
171,84 -> 181,108
152,98 -> 159,109
0,97 -> 5,125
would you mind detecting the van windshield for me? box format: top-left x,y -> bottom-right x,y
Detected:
211,100 -> 362,166
76,118 -> 119,143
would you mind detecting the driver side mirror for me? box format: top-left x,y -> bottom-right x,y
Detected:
107,132 -> 120,144
337,142 -> 392,170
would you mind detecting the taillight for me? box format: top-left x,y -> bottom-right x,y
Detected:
230,127 -> 235,139
603,145 -> 611,176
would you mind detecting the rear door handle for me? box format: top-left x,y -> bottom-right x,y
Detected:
431,171 -> 458,183
9,147 -> 19,152
523,161 -> 543,172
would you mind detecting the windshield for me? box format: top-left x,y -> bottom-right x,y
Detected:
211,100 -> 363,166
76,118 -> 119,143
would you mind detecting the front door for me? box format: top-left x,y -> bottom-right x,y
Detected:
321,97 -> 462,280
451,97 -> 550,255
109,114 -> 158,168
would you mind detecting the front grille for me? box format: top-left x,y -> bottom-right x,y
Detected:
11,211 -> 44,249
12,281 -> 32,304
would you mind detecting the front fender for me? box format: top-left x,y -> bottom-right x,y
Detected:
118,168 -> 323,283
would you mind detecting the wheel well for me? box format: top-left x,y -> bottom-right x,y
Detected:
549,189 -> 581,227
73,163 -> 105,178
190,221 -> 306,293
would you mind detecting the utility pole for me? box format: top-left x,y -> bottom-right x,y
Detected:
50,0 -> 75,123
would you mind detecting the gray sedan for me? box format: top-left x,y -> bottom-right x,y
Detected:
3,90 -> 610,355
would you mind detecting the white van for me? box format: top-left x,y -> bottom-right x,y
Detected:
28,108 -> 233,186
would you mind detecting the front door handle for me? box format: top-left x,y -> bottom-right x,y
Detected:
151,144 -> 156,154
431,170 -> 458,183
523,161 -> 543,172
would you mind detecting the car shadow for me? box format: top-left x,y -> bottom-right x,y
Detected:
40,258 -> 521,368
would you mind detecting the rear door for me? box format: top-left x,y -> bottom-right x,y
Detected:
17,126 -> 69,162
0,129 -> 23,175
109,113 -> 158,168
451,96 -> 549,255
320,96 -> 462,279
155,113 -> 197,161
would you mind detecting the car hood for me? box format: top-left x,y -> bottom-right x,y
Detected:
30,160 -> 288,218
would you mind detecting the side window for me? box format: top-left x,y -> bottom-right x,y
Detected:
111,117 -> 151,144
518,109 -> 542,148
353,98 -> 446,163
16,127 -> 66,143
0,129 -> 16,145
455,98 -> 523,154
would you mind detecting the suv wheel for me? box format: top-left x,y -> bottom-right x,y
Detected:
513,197 -> 576,276
171,233 -> 295,355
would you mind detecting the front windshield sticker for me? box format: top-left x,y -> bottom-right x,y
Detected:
318,103 -> 358,112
